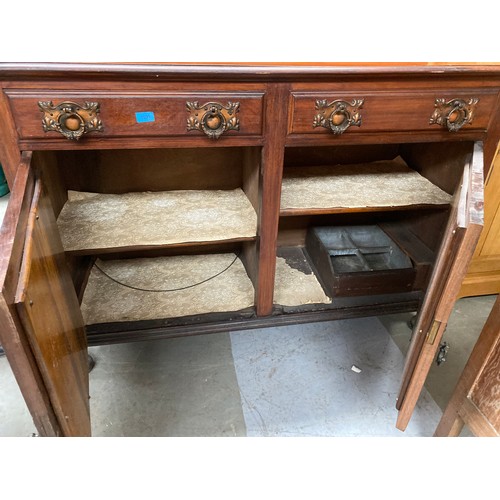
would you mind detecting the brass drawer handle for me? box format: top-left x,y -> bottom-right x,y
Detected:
313,98 -> 364,134
38,101 -> 104,140
429,97 -> 479,132
186,101 -> 240,139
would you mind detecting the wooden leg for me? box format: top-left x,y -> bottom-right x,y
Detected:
435,411 -> 465,437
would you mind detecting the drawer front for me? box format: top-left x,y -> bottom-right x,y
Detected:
289,90 -> 498,136
6,90 -> 265,140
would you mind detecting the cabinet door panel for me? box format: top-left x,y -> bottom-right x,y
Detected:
0,152 -> 90,437
0,153 -> 61,436
14,175 -> 90,436
396,142 -> 484,431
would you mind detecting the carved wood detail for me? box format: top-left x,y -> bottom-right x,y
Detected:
38,101 -> 103,140
313,98 -> 364,134
186,101 -> 240,139
429,98 -> 479,132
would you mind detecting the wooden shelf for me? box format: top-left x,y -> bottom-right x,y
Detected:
273,247 -> 331,307
57,188 -> 258,254
280,156 -> 452,216
280,204 -> 450,217
81,253 -> 255,324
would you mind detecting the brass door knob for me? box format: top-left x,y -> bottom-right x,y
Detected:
186,101 -> 240,139
429,98 -> 479,132
38,101 -> 104,140
313,98 -> 364,134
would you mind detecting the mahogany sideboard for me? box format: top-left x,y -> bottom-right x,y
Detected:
1,63 -> 499,437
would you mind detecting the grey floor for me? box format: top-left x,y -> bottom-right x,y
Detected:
0,192 -> 496,436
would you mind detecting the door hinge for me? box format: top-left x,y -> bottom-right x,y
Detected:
436,342 -> 450,365
426,319 -> 442,345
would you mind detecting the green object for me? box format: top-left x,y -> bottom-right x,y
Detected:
0,163 -> 9,197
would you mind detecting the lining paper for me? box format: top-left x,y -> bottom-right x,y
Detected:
281,156 -> 453,210
57,189 -> 257,251
81,254 -> 255,324
273,256 -> 331,306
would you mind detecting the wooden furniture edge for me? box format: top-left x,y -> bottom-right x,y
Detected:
1,63 -> 500,81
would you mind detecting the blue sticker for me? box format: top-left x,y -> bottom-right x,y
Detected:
135,111 -> 155,123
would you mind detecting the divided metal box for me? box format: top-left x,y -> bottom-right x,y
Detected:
305,225 -> 416,297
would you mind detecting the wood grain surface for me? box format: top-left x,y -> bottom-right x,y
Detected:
15,179 -> 90,436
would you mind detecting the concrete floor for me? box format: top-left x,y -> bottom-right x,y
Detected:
0,193 -> 497,436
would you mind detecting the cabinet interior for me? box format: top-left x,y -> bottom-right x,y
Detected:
32,140 -> 474,331
33,146 -> 262,326
275,141 -> 473,312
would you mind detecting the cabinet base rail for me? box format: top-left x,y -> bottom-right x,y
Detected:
85,296 -> 421,346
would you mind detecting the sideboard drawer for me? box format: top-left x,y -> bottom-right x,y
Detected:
289,90 -> 498,136
6,90 -> 265,141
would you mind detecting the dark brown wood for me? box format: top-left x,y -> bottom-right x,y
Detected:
277,209 -> 451,251
85,293 -> 422,346
242,147 -> 261,213
284,144 -> 400,167
64,236 -> 257,258
285,130 -> 487,148
18,135 -> 265,152
0,153 -> 62,436
66,254 -> 95,303
320,267 -> 415,297
95,241 -> 245,260
255,83 -> 290,316
6,90 -> 264,140
379,222 -> 435,291
54,147 -> 250,194
400,141 -> 474,194
32,150 -> 68,217
0,89 -> 22,186
435,295 -> 500,437
280,204 -> 450,217
289,90 -> 497,135
396,143 -> 484,430
15,179 -> 90,436
395,209 -> 452,254
241,240 -> 259,291
304,226 -> 416,297
1,63 -> 500,82
0,63 -> 498,436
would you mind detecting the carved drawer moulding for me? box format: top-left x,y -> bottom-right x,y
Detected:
38,100 -> 104,140
313,98 -> 364,135
429,97 -> 479,132
186,101 -> 240,139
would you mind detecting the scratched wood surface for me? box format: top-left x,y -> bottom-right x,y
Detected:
15,179 -> 90,436
0,64 -> 498,436
470,299 -> 500,431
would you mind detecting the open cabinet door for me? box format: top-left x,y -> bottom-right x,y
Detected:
396,142 -> 485,431
0,152 -> 90,436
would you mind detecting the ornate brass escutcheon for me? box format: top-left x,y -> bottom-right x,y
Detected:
186,101 -> 240,139
38,101 -> 104,140
429,97 -> 479,132
313,98 -> 364,134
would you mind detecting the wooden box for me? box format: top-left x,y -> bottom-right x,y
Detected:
305,225 -> 416,297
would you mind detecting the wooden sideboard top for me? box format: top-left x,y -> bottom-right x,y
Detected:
1,63 -> 500,82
